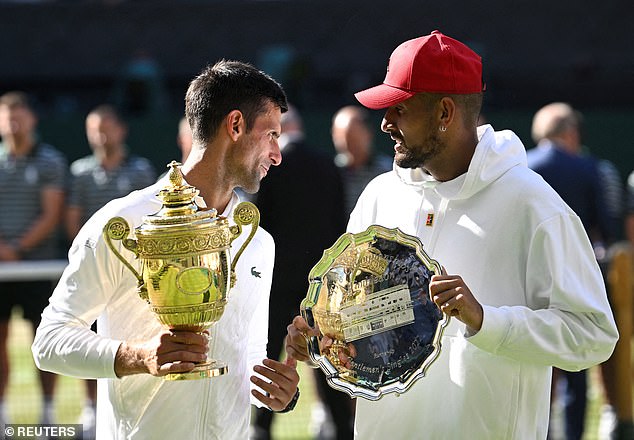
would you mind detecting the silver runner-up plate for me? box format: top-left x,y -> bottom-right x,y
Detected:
300,225 -> 450,400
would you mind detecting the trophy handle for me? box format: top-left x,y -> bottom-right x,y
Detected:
229,202 -> 260,285
103,217 -> 148,301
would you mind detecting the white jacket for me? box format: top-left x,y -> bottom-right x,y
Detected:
32,180 -> 273,439
348,125 -> 618,440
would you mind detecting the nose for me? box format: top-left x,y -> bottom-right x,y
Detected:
380,117 -> 390,133
270,141 -> 282,166
381,108 -> 396,133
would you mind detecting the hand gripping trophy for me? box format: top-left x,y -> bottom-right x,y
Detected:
103,161 -> 259,380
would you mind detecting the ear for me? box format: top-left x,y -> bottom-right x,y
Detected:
226,110 -> 244,142
438,97 -> 456,127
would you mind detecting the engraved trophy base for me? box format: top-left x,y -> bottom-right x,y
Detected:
164,359 -> 228,381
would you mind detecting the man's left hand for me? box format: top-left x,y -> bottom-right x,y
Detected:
430,270 -> 484,333
250,357 -> 300,412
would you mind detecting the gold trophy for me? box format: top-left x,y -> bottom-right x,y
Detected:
103,161 -> 259,380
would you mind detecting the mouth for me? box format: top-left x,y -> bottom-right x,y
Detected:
259,164 -> 269,177
390,135 -> 405,153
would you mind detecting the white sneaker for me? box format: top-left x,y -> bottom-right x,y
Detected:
78,405 -> 97,440
40,403 -> 55,426
0,402 -> 7,428
598,404 -> 618,440
310,401 -> 335,440
548,399 -> 565,440
37,403 -> 55,440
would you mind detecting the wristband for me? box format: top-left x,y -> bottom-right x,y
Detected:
274,387 -> 300,413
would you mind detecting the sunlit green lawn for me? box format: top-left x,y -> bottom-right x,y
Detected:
5,310 -> 630,439
6,311 -> 315,439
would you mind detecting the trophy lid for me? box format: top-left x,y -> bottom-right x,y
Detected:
137,161 -> 221,234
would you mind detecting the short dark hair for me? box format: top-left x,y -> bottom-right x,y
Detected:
418,92 -> 483,128
0,91 -> 36,112
185,60 -> 288,144
87,104 -> 125,124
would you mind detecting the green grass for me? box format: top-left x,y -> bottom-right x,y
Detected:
5,311 -> 630,439
5,312 -> 315,438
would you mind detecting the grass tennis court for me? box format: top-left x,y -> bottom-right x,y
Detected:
4,308 -> 630,439
6,309 -> 316,439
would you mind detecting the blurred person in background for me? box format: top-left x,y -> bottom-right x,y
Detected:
331,105 -> 392,216
529,102 -> 619,253
65,104 -> 156,238
158,116 -> 194,181
569,115 -> 631,440
613,170 -> 634,440
176,116 -> 193,164
252,105 -> 349,439
64,104 -> 156,440
0,91 -> 67,427
528,102 -> 617,440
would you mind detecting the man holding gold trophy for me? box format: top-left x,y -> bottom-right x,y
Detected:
32,60 -> 299,439
286,31 -> 619,439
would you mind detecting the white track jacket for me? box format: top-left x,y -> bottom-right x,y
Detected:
348,125 -> 618,440
32,181 -> 273,439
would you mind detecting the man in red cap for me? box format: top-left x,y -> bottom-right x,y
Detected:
286,31 -> 617,439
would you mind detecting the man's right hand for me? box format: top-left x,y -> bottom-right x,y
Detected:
284,315 -> 320,363
114,330 -> 209,377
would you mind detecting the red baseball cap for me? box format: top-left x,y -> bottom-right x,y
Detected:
355,30 -> 484,110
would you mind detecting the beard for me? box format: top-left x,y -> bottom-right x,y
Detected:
240,180 -> 261,194
227,140 -> 264,194
237,168 -> 262,194
394,132 -> 444,169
